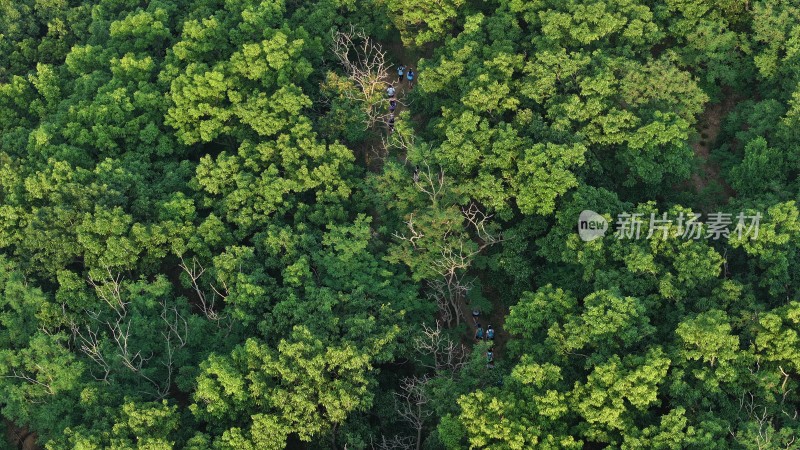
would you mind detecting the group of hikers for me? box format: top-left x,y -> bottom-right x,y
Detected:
388,62 -> 499,368
472,309 -> 496,368
385,64 -> 415,133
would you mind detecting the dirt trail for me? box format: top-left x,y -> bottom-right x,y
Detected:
382,42 -> 511,365
359,42 -> 418,171
375,40 -> 509,366
4,420 -> 39,450
689,93 -> 738,199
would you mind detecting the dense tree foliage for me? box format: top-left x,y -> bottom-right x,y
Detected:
1,0 -> 799,448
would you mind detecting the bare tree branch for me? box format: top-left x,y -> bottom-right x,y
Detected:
81,271 -> 193,400
331,26 -> 392,129
2,370 -> 55,396
414,162 -> 445,205
179,256 -> 230,327
370,435 -> 415,450
393,213 -> 425,248
413,321 -> 470,375
462,203 -> 504,247
87,268 -> 127,319
71,323 -> 111,382
395,375 -> 433,450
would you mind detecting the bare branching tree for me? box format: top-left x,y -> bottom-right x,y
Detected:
413,321 -> 470,376
414,162 -> 446,205
730,391 -> 798,450
393,213 -> 425,248
427,274 -> 471,327
331,26 -> 393,129
462,203 -> 504,247
371,124 -> 418,167
87,268 -> 128,319
378,121 -> 424,159
392,164 -> 506,326
370,435 -> 415,450
73,268 -> 190,399
2,367 -> 55,398
72,324 -> 111,382
395,375 -> 433,450
179,256 -> 232,333
429,205 -> 504,326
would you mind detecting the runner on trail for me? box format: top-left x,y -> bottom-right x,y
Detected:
475,323 -> 484,341
406,69 -> 414,88
388,113 -> 395,133
412,165 -> 419,183
486,325 -> 495,341
386,84 -> 396,98
397,64 -> 405,83
487,347 -> 494,368
389,98 -> 397,113
472,309 -> 480,323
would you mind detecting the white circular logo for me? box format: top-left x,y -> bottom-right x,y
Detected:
578,210 -> 608,242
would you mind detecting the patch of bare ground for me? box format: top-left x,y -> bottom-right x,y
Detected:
4,420 -> 39,450
688,91 -> 738,200
358,39 -> 431,170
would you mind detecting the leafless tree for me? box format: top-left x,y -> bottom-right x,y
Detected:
76,268 -> 190,399
392,166 -> 505,326
84,269 -> 152,382
389,165 -> 443,240
375,325 -> 469,450
393,213 -> 468,326
370,435 -> 415,450
414,162 -> 446,205
153,297 -> 189,399
72,324 -> 111,382
393,213 -> 425,249
2,366 -> 55,398
427,273 -> 471,327
427,284 -> 454,326
395,375 -> 433,450
378,122 -> 425,160
413,321 -> 470,376
426,205 -> 504,326
331,26 -> 394,129
87,267 -> 128,319
462,203 -> 504,247
730,391 -> 798,450
367,143 -> 389,169
179,256 -> 232,334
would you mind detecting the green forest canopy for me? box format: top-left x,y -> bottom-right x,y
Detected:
1,0 -> 800,448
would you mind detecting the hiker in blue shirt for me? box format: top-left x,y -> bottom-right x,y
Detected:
397,65 -> 405,83
487,347 -> 494,368
486,324 -> 495,341
406,68 -> 414,88
386,84 -> 396,98
475,323 -> 484,341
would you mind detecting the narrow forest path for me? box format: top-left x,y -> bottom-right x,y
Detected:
371,39 -> 508,368
477,280 -> 509,358
359,39 -> 419,171
689,91 -> 738,202
453,279 -> 509,366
